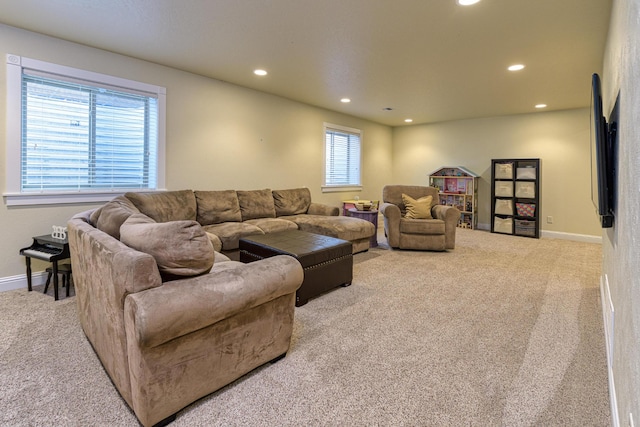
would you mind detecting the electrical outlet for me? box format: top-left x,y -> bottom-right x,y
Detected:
547,216 -> 553,224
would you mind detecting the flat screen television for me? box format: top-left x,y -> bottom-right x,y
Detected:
590,73 -> 616,228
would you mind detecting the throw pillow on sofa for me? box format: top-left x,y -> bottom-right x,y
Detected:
401,194 -> 434,219
120,213 -> 214,279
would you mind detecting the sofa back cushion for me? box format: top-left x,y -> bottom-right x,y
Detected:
194,190 -> 242,225
125,190 -> 197,223
90,195 -> 140,239
120,213 -> 214,279
237,189 -> 276,220
272,188 -> 311,216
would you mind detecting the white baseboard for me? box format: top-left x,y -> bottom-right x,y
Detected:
540,229 -> 602,244
601,273 -> 619,427
477,223 -> 602,244
0,271 -> 47,292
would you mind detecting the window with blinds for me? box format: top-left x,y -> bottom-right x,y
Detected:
22,73 -> 158,192
5,54 -> 166,205
324,123 -> 361,190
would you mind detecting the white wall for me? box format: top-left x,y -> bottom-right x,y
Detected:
392,109 -> 602,237
601,0 -> 640,424
0,24 -> 392,284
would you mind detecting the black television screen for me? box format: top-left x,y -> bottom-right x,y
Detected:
590,73 -> 615,228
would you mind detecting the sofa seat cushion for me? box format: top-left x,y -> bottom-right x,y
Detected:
237,189 -> 277,220
194,190 -> 242,225
272,188 -> 311,216
245,218 -> 299,234
399,233 -> 446,251
283,214 -> 375,243
202,222 -> 264,250
400,218 -> 445,235
120,214 -> 214,279
125,190 -> 197,223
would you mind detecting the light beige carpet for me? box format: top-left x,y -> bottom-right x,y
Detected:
0,228 -> 610,426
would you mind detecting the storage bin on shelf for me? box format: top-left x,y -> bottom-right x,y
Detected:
515,219 -> 536,237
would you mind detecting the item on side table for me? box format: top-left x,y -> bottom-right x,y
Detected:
355,201 -> 373,211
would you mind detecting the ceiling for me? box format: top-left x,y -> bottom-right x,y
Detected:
0,0 -> 612,126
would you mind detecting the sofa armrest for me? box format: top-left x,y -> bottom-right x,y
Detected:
380,202 -> 401,247
431,204 -> 460,223
69,213 -> 163,300
380,202 -> 400,219
124,255 -> 304,349
431,204 -> 460,249
308,202 -> 339,216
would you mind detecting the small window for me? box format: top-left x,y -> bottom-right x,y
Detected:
5,55 -> 166,206
323,123 -> 362,192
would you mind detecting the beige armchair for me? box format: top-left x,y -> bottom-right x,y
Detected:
381,185 -> 460,251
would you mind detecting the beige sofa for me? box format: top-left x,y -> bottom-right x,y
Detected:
68,206 -> 305,427
381,185 -> 460,251
98,187 -> 375,259
69,209 -> 303,427
67,187 -> 374,426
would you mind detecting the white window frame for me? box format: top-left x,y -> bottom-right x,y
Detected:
322,122 -> 362,193
4,54 -> 166,206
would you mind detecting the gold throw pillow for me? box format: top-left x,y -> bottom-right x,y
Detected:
402,194 -> 433,219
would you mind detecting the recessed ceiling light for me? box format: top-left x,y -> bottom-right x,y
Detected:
253,69 -> 268,76
404,119 -> 413,123
535,104 -> 547,109
508,64 -> 525,71
457,0 -> 481,5
341,98 -> 351,103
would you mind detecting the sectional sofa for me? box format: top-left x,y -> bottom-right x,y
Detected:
66,187 -> 375,426
91,187 -> 375,260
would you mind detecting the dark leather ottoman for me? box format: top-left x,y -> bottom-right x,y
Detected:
239,230 -> 353,306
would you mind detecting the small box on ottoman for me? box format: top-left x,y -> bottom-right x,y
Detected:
239,230 -> 353,306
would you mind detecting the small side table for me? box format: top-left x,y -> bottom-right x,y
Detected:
347,208 -> 378,248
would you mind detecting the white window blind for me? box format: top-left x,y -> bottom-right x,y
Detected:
21,72 -> 158,192
5,54 -> 166,205
324,124 -> 361,189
